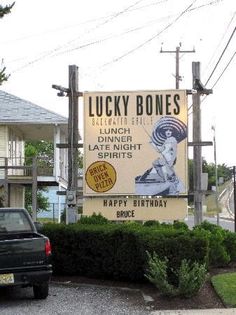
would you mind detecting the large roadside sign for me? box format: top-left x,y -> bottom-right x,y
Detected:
83,90 -> 188,198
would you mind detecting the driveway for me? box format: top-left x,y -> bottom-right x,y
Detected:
0,281 -> 153,315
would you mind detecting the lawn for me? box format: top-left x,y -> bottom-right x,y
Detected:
211,272 -> 236,307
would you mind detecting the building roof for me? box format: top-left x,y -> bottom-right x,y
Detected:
0,90 -> 68,140
0,90 -> 67,124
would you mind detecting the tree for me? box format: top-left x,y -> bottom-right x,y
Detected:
189,158 -> 232,193
25,186 -> 50,215
25,141 -> 52,214
0,2 -> 15,85
24,140 -> 83,213
25,140 -> 54,173
0,2 -> 14,17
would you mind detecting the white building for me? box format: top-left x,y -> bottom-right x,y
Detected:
0,90 -> 70,220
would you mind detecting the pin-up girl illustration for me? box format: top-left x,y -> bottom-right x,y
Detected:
135,116 -> 187,196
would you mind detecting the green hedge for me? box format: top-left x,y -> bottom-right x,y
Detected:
193,221 -> 236,267
42,223 -> 208,282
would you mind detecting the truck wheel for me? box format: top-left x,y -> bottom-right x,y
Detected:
33,282 -> 49,299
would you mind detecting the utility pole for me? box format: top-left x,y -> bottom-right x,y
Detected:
233,166 -> 236,232
53,65 -> 82,224
160,44 -> 195,89
68,65 -> 79,192
191,62 -> 212,225
212,125 -> 220,225
67,65 -> 79,223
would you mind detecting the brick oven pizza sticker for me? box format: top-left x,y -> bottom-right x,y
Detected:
85,161 -> 117,193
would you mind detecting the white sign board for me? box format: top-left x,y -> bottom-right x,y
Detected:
83,90 -> 188,197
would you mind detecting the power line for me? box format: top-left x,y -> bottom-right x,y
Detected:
53,0 -> 223,63
102,0 -> 198,67
205,25 -> 236,86
11,13 -> 171,72
50,15 -> 174,58
9,0 -> 222,73
211,50 -> 236,89
188,49 -> 236,116
2,0 -> 168,46
11,0 -> 147,73
203,11 -> 235,76
189,0 -> 224,12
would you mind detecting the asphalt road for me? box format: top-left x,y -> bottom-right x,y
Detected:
0,282 -> 153,315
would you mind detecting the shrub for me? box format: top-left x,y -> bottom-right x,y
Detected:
177,259 -> 207,297
224,231 -> 236,262
143,220 -> 161,228
145,251 -> 207,298
42,223 -> 209,282
193,222 -> 230,267
173,220 -> 189,231
145,251 -> 177,296
79,213 -> 109,225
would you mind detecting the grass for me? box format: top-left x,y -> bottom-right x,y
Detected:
211,272 -> 236,307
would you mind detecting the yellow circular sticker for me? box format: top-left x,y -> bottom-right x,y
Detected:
85,161 -> 117,193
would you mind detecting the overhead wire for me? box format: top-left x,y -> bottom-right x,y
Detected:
203,11 -> 235,76
74,0 -> 226,88
49,15 -> 173,58
9,0 -> 220,73
188,49 -> 236,117
211,50 -> 236,89
204,25 -> 236,86
188,12 -> 236,115
56,0 -> 220,59
2,0 -> 168,46
11,0 -> 147,73
101,0 -> 198,67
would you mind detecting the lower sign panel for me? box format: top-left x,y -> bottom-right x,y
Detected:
83,197 -> 188,221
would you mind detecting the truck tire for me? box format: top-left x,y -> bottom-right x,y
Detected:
33,282 -> 49,299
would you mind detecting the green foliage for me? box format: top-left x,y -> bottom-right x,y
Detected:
202,159 -> 232,190
0,2 -> 15,85
42,223 -> 208,282
224,232 -> 236,262
0,185 -> 6,207
145,252 -> 207,298
177,259 -> 207,297
189,158 -> 232,193
0,2 -> 15,17
25,186 -> 50,214
25,140 -> 54,171
143,220 -> 161,227
0,67 -> 9,85
24,141 -> 53,214
143,220 -> 188,231
25,140 -> 83,169
145,252 -> 177,296
173,220 -> 189,231
217,164 -> 232,181
80,213 -> 109,225
25,141 -> 54,159
37,220 -> 236,285
193,221 -> 230,267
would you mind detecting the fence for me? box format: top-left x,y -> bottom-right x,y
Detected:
37,203 -> 67,222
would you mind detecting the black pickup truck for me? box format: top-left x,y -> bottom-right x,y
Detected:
0,208 -> 52,299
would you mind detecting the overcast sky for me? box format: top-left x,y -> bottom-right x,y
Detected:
1,0 -> 235,166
